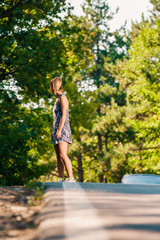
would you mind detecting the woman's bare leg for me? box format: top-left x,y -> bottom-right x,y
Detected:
54,144 -> 65,178
58,142 -> 74,178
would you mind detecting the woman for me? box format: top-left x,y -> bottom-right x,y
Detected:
50,76 -> 75,182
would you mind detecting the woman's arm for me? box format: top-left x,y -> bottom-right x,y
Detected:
56,95 -> 68,139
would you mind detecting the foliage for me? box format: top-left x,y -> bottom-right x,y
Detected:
122,18 -> 160,175
68,0 -> 160,183
0,0 -> 71,185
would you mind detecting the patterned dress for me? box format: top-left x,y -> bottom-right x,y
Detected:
51,94 -> 72,145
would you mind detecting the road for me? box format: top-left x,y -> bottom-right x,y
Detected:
33,183 -> 160,240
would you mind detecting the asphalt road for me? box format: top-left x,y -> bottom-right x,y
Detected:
33,183 -> 160,240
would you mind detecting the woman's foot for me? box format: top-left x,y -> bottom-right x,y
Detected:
57,178 -> 64,182
65,178 -> 75,183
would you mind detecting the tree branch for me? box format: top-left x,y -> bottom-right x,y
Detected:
133,146 -> 160,151
0,0 -> 23,19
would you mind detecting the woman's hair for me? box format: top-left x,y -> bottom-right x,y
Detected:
50,76 -> 64,95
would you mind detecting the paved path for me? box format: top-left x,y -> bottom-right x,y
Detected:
33,183 -> 160,240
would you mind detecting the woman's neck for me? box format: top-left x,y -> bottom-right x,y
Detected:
56,90 -> 63,98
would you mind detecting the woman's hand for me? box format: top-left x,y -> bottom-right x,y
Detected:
56,130 -> 61,139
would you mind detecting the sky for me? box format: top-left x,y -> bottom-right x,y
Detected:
68,0 -> 153,31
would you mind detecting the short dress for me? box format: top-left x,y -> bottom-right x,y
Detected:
51,93 -> 72,145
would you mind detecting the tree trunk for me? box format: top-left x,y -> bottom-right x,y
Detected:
104,133 -> 108,151
97,106 -> 103,154
96,28 -> 103,155
77,152 -> 84,182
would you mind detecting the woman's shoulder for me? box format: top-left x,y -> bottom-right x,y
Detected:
60,93 -> 67,99
59,93 -> 68,103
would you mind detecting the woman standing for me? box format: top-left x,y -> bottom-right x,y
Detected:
50,77 -> 75,182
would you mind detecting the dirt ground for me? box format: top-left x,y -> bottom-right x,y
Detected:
0,186 -> 42,240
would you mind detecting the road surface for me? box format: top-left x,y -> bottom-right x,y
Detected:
33,182 -> 160,240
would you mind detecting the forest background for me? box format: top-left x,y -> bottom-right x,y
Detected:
0,0 -> 159,185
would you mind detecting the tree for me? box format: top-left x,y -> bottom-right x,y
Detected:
114,3 -> 160,177
71,0 -> 160,183
74,0 -> 130,182
0,0 -> 73,185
